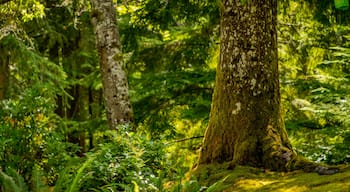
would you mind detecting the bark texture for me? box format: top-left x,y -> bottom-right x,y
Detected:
198,0 -> 296,171
90,0 -> 133,129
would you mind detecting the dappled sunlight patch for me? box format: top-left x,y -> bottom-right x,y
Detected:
275,186 -> 308,192
309,182 -> 350,192
233,178 -> 277,191
227,179 -> 309,192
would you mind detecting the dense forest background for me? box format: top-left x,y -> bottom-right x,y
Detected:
1,0 -> 350,191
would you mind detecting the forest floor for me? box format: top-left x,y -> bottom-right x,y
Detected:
190,163 -> 350,192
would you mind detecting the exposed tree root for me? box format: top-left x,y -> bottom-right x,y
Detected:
288,156 -> 339,175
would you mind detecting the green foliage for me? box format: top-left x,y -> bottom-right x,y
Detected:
118,0 -> 219,73
173,178 -> 203,192
0,35 -> 68,98
0,88 -> 53,173
130,70 -> 214,139
31,166 -> 49,192
54,127 -> 167,191
2,0 -> 350,191
0,0 -> 45,23
68,155 -> 96,192
279,0 -> 350,166
0,87 -> 78,185
0,168 -> 28,192
0,166 -> 50,192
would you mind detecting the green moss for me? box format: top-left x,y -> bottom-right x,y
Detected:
189,165 -> 350,192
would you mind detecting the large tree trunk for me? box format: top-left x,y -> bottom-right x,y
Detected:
90,0 -> 133,129
198,0 -> 339,174
198,0 -> 297,171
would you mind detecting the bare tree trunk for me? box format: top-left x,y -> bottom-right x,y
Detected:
90,0 -> 133,129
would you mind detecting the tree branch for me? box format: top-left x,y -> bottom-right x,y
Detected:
166,136 -> 204,145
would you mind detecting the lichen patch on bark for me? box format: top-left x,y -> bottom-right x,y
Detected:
91,0 -> 133,129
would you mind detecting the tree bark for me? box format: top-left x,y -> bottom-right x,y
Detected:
88,88 -> 103,149
198,0 -> 296,171
90,0 -> 134,129
0,48 -> 9,100
72,85 -> 89,156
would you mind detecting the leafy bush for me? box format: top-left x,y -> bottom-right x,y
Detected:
0,88 -> 76,184
55,127 -> 167,192
0,168 -> 28,192
0,166 -> 49,192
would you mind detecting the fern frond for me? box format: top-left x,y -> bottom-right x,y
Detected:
68,155 -> 97,192
31,166 -> 49,192
0,169 -> 25,192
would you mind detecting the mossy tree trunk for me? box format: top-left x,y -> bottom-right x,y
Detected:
90,0 -> 134,129
198,0 -> 297,171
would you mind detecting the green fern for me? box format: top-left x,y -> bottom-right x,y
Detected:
31,166 -> 49,192
205,175 -> 230,192
0,168 -> 27,192
68,155 -> 97,192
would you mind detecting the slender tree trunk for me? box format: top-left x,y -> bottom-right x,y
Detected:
90,0 -> 133,129
0,50 -> 9,100
88,88 -> 103,150
198,0 -> 296,171
76,85 -> 89,156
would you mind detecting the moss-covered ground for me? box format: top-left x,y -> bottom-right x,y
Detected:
189,163 -> 350,192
